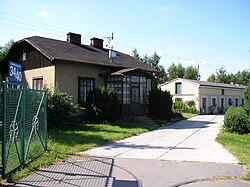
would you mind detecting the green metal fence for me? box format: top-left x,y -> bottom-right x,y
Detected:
0,82 -> 47,178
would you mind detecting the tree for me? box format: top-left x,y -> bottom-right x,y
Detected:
236,70 -> 250,86
207,73 -> 216,82
158,65 -> 168,84
207,67 -> 250,86
167,63 -> 185,81
132,49 -> 168,84
216,66 -> 230,84
147,52 -> 160,70
0,39 -> 14,61
132,48 -> 141,61
184,66 -> 199,80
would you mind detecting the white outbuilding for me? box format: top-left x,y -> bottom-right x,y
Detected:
160,78 -> 246,114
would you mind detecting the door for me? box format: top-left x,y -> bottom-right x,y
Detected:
202,98 -> 207,114
131,86 -> 141,115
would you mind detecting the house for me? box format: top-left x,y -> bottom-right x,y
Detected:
160,78 -> 246,114
0,32 -> 158,117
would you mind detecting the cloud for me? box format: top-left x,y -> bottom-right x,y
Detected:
158,5 -> 175,11
37,11 -> 49,18
218,56 -> 224,60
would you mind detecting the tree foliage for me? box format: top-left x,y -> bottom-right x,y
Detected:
207,66 -> 250,86
167,63 -> 185,81
0,39 -> 14,61
132,48 -> 168,84
183,65 -> 199,80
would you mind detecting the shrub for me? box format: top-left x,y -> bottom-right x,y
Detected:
224,107 -> 250,134
47,87 -> 79,128
172,100 -> 197,114
172,101 -> 184,111
244,85 -> 250,115
148,89 -> 172,120
86,87 -> 120,123
188,105 -> 197,114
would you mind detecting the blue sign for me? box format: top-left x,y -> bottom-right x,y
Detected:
8,61 -> 22,83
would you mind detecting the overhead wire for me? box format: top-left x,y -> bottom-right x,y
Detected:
0,11 -> 220,72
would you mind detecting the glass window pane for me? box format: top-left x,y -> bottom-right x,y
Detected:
131,76 -> 139,83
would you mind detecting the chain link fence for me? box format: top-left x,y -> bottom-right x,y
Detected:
1,82 -> 47,178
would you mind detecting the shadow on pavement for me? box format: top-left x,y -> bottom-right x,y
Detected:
5,156 -> 139,187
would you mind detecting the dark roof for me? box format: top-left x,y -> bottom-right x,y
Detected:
17,36 -> 158,73
161,78 -> 246,90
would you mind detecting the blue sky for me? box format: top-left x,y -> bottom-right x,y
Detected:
0,0 -> 250,80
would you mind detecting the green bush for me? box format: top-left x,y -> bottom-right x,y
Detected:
148,89 -> 172,120
244,85 -> 250,115
47,87 -> 79,128
188,105 -> 197,114
172,100 -> 197,114
86,87 -> 120,123
172,101 -> 184,111
224,107 -> 250,134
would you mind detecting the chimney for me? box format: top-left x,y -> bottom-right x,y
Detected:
67,32 -> 81,45
90,37 -> 104,48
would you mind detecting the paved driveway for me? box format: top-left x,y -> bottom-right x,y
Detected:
12,115 -> 249,187
84,115 -> 237,163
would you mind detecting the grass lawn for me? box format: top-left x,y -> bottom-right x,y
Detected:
8,120 -> 157,181
182,113 -> 198,119
216,132 -> 250,180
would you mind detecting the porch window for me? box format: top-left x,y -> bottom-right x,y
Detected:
122,75 -> 130,104
33,77 -> 43,90
107,75 -> 147,105
175,82 -> 182,94
140,77 -> 147,104
79,77 -> 94,103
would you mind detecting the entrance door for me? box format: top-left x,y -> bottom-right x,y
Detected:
202,98 -> 207,114
131,86 -> 141,115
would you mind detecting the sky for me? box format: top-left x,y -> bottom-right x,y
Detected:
0,0 -> 250,80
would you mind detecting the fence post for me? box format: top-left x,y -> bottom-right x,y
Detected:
2,82 -> 6,178
44,91 -> 47,151
21,85 -> 25,166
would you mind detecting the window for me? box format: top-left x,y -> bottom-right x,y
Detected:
228,98 -> 233,106
22,49 -> 27,61
235,98 -> 239,107
221,89 -> 224,95
212,98 -> 216,106
175,82 -> 182,94
33,77 -> 43,90
221,98 -> 224,107
79,77 -> 94,103
242,98 -> 244,105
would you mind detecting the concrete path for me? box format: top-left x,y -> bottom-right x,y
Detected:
7,115 -> 249,187
85,115 -> 237,163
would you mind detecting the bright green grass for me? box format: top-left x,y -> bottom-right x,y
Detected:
182,113 -> 198,119
216,132 -> 250,180
9,120 -> 157,181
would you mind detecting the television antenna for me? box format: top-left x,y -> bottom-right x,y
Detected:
104,33 -> 116,62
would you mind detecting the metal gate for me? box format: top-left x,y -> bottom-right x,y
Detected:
0,82 -> 47,178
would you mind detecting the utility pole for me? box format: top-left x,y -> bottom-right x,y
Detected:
197,61 -> 201,80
